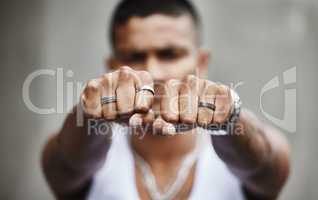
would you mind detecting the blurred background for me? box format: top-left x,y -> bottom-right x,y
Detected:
0,0 -> 317,199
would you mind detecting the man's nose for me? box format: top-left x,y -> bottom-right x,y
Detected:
145,56 -> 165,81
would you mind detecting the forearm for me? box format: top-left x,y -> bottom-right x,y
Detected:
41,106 -> 112,198
211,109 -> 290,198
58,107 -> 112,170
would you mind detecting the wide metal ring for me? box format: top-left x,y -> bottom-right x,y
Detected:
198,101 -> 216,111
136,85 -> 155,95
101,96 -> 117,105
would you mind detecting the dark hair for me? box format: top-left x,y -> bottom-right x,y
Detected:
109,0 -> 201,49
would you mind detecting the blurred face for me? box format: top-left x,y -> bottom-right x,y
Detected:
108,14 -> 209,115
108,14 -> 209,84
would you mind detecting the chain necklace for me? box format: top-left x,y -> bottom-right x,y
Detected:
131,136 -> 200,200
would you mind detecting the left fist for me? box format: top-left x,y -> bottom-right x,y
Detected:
160,75 -> 233,130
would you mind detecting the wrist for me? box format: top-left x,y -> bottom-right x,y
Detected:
219,89 -> 242,134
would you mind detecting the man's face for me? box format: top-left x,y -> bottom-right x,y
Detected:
108,14 -> 209,117
109,14 -> 208,84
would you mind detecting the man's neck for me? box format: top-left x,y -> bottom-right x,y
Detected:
131,92 -> 198,166
131,129 -> 198,165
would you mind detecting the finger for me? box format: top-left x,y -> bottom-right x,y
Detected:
116,66 -> 137,116
129,112 -> 154,138
81,79 -> 102,118
197,81 -> 219,127
100,72 -> 119,120
161,79 -> 181,123
179,75 -> 200,124
153,116 -> 176,136
134,70 -> 154,113
213,85 -> 232,124
129,109 -> 155,127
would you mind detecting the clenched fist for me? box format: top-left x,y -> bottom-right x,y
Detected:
80,66 -> 154,123
153,75 -> 234,134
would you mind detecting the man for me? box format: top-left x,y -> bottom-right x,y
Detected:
41,0 -> 290,199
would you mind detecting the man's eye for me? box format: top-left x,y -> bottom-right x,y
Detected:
120,52 -> 146,64
157,49 -> 183,61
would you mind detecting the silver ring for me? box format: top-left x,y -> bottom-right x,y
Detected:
136,85 -> 155,95
101,96 -> 117,105
198,101 -> 216,111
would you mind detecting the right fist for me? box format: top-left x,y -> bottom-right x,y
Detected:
80,66 -> 154,123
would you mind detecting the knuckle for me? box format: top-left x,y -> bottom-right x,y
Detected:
119,66 -> 134,79
85,79 -> 100,94
186,74 -> 196,82
205,80 -> 216,89
135,104 -> 149,113
186,75 -> 198,87
180,115 -> 196,124
101,73 -> 113,83
204,81 -> 218,94
166,79 -> 179,88
218,84 -> 229,94
119,66 -> 132,72
138,70 -> 153,83
213,113 -> 227,123
162,113 -> 179,123
119,68 -> 131,77
100,75 -> 112,89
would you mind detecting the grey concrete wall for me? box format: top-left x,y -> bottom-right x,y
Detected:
0,0 -> 317,199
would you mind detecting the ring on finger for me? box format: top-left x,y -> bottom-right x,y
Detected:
101,96 -> 117,105
136,85 -> 155,95
198,101 -> 216,111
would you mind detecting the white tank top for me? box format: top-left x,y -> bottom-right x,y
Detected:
88,124 -> 244,200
